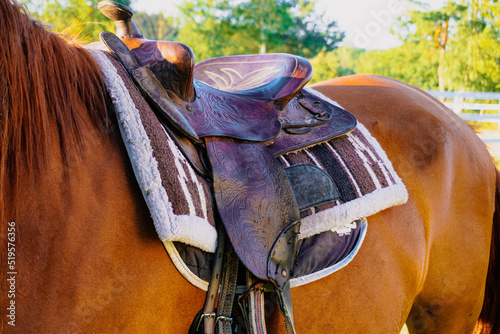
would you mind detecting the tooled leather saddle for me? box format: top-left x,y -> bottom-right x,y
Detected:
97,2 -> 356,333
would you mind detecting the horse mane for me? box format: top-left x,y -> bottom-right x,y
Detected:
0,0 -> 112,220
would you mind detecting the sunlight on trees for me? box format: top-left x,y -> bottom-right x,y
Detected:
176,0 -> 343,61
321,0 -> 500,92
24,0 -> 132,42
23,0 -> 500,92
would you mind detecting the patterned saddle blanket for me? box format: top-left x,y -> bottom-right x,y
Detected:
91,50 -> 408,289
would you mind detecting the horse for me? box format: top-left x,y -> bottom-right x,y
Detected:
0,1 -> 498,333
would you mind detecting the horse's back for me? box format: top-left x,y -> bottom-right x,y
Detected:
7,110 -> 204,333
305,75 -> 496,333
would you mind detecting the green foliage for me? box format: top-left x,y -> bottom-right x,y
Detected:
133,12 -> 178,41
24,0 -> 132,43
22,0 -> 500,93
395,1 -> 468,91
310,42 -> 440,88
312,1 -> 500,92
442,1 -> 500,91
397,1 -> 467,45
309,47 -> 361,84
176,0 -> 343,61
383,0 -> 500,91
354,42 -> 440,90
24,1 -> 179,45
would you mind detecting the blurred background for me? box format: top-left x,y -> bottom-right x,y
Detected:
22,0 -> 500,160
21,0 -> 498,88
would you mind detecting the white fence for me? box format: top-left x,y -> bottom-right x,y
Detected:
427,90 -> 500,143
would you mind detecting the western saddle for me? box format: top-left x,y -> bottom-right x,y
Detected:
97,2 -> 356,333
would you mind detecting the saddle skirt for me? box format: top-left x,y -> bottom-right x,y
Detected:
91,50 -> 409,289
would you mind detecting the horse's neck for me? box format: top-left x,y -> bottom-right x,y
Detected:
11,116 -> 203,332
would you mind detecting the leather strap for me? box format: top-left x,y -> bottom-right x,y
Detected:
268,222 -> 300,334
237,272 -> 297,334
190,230 -> 240,334
215,245 -> 239,333
277,282 -> 296,334
238,273 -> 272,334
267,220 -> 301,290
190,228 -> 226,334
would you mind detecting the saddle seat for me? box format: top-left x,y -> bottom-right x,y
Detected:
194,53 -> 313,110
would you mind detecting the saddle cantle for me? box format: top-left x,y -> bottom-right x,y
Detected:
97,2 -> 357,333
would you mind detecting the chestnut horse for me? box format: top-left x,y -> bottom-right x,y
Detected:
1,1 -> 498,333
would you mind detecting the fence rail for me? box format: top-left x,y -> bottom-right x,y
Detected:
427,90 -> 500,143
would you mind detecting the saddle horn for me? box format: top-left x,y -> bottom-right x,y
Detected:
98,1 -> 195,102
98,1 -> 143,39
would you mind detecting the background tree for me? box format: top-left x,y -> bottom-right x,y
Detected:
23,0 -> 500,92
25,0 -> 132,42
312,0 -> 500,92
24,1 -> 180,44
176,0 -> 343,61
309,47 -> 360,83
133,12 -> 178,41
355,45 -> 440,89
396,1 -> 467,91
442,0 -> 500,91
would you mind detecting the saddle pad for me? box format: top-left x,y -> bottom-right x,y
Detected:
92,50 -> 408,288
166,218 -> 367,289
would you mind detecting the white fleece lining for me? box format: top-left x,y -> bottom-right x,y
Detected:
91,50 -> 217,253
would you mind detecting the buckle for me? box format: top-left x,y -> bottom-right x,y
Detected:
215,315 -> 233,327
196,312 -> 216,331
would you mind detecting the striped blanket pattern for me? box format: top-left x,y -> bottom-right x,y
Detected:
92,50 -> 408,288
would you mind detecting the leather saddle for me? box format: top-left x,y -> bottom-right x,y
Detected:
97,2 -> 356,333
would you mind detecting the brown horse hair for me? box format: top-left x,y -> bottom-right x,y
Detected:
0,0 -> 112,222
474,168 -> 500,334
